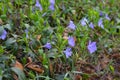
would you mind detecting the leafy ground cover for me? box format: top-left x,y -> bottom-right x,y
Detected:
0,0 -> 120,80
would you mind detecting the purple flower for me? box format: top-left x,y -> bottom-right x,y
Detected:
67,20 -> 76,30
87,41 -> 97,54
49,4 -> 55,11
44,42 -> 52,49
98,18 -> 104,29
0,30 -> 7,40
89,22 -> 94,29
99,11 -> 103,17
49,0 -> 55,4
64,47 -> 72,58
25,29 -> 28,38
105,14 -> 110,20
68,36 -> 75,47
49,0 -> 55,10
35,0 -> 42,11
80,18 -> 88,26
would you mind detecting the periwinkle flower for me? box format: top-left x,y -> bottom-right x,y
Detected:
87,41 -> 97,54
49,0 -> 55,10
49,0 -> 55,4
68,36 -> 75,47
64,47 -> 72,58
0,29 -> 7,40
89,22 -> 94,29
67,20 -> 76,30
99,11 -> 103,17
98,18 -> 104,29
80,18 -> 88,26
44,42 -> 52,49
105,14 -> 110,20
49,4 -> 55,11
35,0 -> 42,11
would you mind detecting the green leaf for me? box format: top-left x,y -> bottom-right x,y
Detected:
0,46 -> 4,55
0,14 -> 7,20
64,78 -> 69,80
4,24 -> 12,31
0,55 -> 9,62
5,38 -> 16,46
109,65 -> 114,73
0,26 -> 4,35
55,74 -> 65,80
11,67 -> 26,80
25,24 -> 30,29
28,71 -> 35,79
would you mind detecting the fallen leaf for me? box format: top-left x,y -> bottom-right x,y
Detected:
63,28 -> 73,40
63,31 -> 68,40
36,35 -> 41,41
63,36 -> 68,40
13,74 -> 18,80
27,63 -> 44,73
81,64 -> 96,74
49,63 -> 54,77
75,60 -> 96,74
0,18 -> 3,25
24,57 -> 32,67
75,75 -> 82,80
25,57 -> 44,73
14,61 -> 24,71
106,74 -> 113,80
96,54 -> 110,71
111,53 -> 120,59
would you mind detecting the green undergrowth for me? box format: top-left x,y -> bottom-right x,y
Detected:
0,0 -> 120,80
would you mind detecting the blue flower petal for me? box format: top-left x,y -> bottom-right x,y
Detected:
35,0 -> 42,11
87,41 -> 97,54
67,20 -> 76,30
80,18 -> 88,26
68,36 -> 75,47
64,47 -> 72,58
89,22 -> 94,29
98,18 -> 104,29
44,43 -> 52,49
0,30 -> 7,40
105,14 -> 110,21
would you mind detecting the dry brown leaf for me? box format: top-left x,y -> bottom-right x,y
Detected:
63,36 -> 68,40
13,74 -> 18,80
81,64 -> 96,74
25,57 -> 44,73
97,54 -> 110,71
74,75 -> 82,80
73,36 -> 77,42
0,18 -> 3,25
36,35 -> 41,41
24,57 -> 32,67
13,61 -> 24,80
111,53 -> 120,59
76,60 -> 87,65
106,74 -> 113,80
76,59 -> 96,74
49,63 -> 54,77
49,63 -> 53,74
101,57 -> 109,69
14,61 -> 24,71
27,63 -> 44,73
63,31 -> 68,40
28,57 -> 32,63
